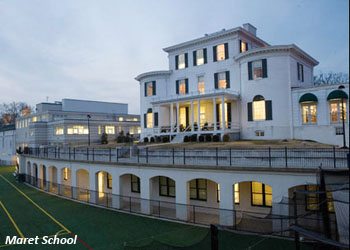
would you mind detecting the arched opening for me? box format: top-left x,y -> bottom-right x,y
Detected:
39,165 -> 47,189
119,174 -> 141,212
187,178 -> 219,225
60,167 -> 72,197
149,176 -> 176,218
32,163 -> 38,186
48,166 -> 58,193
26,162 -> 31,182
233,181 -> 273,233
288,184 -> 337,238
76,169 -> 90,202
95,171 -> 112,206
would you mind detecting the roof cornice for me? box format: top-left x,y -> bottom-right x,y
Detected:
163,27 -> 269,53
135,70 -> 172,82
234,44 -> 319,66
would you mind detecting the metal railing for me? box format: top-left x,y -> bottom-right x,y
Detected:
22,146 -> 349,169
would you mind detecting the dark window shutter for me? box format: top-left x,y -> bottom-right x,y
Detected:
224,43 -> 229,59
301,65 -> 304,82
246,42 -> 249,51
203,48 -> 207,64
144,114 -> 147,128
193,51 -> 197,66
176,80 -> 179,94
185,107 -> 189,127
297,62 -> 300,80
265,100 -> 272,120
216,104 -> 220,124
262,59 -> 268,78
185,79 -> 189,94
152,81 -> 156,95
154,112 -> 158,127
239,40 -> 242,53
144,82 -> 147,96
185,53 -> 188,68
247,102 -> 253,121
226,71 -> 230,88
213,46 -> 217,62
248,62 -> 253,80
214,73 -> 218,89
227,102 -> 232,123
175,55 -> 179,70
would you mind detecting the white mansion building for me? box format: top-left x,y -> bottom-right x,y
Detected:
136,23 -> 349,146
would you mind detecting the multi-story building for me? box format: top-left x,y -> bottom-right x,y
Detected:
136,23 -> 349,146
16,99 -> 141,148
0,124 -> 16,165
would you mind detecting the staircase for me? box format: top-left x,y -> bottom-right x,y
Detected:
170,134 -> 186,144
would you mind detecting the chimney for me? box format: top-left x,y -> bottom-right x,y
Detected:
242,23 -> 257,36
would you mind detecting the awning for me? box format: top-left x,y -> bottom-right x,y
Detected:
327,90 -> 348,101
299,93 -> 318,103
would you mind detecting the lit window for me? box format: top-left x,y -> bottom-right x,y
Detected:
107,173 -> 112,189
218,72 -> 227,89
306,185 -> 318,211
178,54 -> 186,69
67,125 -> 89,135
330,100 -> 347,123
118,117 -> 124,121
133,118 -> 138,121
240,40 -> 248,52
32,116 -> 37,122
196,49 -> 204,65
234,183 -> 240,204
145,81 -> 154,97
190,179 -> 207,201
217,184 -> 220,202
301,103 -> 317,124
55,127 -> 64,135
216,44 -> 226,61
253,100 -> 266,121
105,126 -> 115,134
98,126 -> 103,135
179,80 -> 187,95
63,168 -> 68,181
131,175 -> 140,193
200,106 -> 206,126
146,113 -> 153,128
198,76 -> 205,94
252,60 -> 263,79
251,182 -> 272,207
159,177 -> 175,197
179,107 -> 187,129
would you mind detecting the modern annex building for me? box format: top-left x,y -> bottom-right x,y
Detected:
136,23 -> 349,146
15,99 -> 141,148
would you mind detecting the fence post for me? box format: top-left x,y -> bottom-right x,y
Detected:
58,147 -> 60,159
109,148 -> 112,162
73,148 -> 76,160
285,147 -> 288,168
158,200 -> 161,217
210,224 -> 219,250
69,147 -> 71,160
268,147 -> 272,167
216,147 -> 218,166
92,148 -> 95,161
172,148 -> 175,165
146,148 -> 148,163
137,148 -> 140,163
129,197 -> 132,212
183,148 -> 185,165
117,148 -> 119,162
54,147 -> 57,158
87,148 -> 89,161
193,205 -> 196,223
230,148 -> 232,166
333,146 -> 336,168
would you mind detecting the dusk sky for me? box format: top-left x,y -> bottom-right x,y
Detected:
0,0 -> 348,114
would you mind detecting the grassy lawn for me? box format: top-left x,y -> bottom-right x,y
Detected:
0,166 -> 310,250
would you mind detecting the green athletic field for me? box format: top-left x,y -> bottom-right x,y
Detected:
0,166 -> 310,250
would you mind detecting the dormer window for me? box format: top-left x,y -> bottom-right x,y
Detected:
213,43 -> 229,61
175,53 -> 188,70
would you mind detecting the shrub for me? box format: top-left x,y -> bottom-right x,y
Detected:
198,135 -> 205,142
155,136 -> 161,143
150,137 -> 155,143
162,136 -> 169,143
184,135 -> 190,142
205,134 -> 212,142
190,134 -> 197,142
117,135 -> 125,143
144,137 -> 149,143
101,132 -> 108,144
213,134 -> 220,142
223,134 -> 230,142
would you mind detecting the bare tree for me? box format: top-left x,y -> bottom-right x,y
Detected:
314,72 -> 349,85
0,102 -> 33,125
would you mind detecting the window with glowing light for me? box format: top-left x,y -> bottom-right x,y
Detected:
216,44 -> 226,61
198,76 -> 205,94
253,100 -> 266,121
234,183 -> 240,204
190,179 -> 207,201
159,177 -> 175,197
55,127 -> 64,135
146,113 -> 153,128
240,40 -> 248,52
179,79 -> 187,95
218,72 -> 228,89
301,103 -> 317,124
131,175 -> 140,193
196,49 -> 205,65
330,100 -> 347,123
251,182 -> 272,207
252,60 -> 263,79
67,125 -> 89,135
105,126 -> 115,134
178,54 -> 186,69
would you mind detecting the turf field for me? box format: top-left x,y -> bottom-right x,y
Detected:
0,166 -> 309,250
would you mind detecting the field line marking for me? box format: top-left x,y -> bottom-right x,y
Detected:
0,174 -> 70,233
0,200 -> 25,238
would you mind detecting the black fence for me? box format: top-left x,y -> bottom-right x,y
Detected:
23,146 -> 349,169
23,174 -> 338,240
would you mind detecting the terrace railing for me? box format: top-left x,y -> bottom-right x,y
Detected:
22,146 -> 349,169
